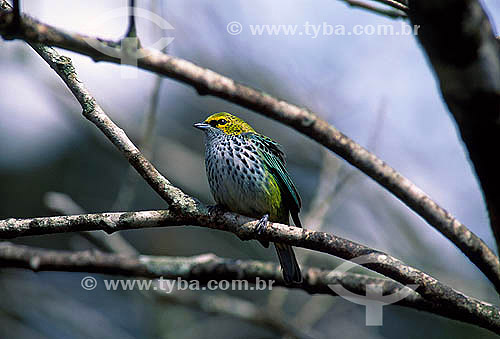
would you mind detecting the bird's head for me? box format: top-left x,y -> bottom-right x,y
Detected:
193,112 -> 255,136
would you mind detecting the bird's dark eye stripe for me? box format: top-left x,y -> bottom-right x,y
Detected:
208,119 -> 228,127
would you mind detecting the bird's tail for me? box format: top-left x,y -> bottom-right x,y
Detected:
274,242 -> 303,284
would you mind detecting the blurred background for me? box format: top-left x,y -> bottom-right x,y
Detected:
1,0 -> 499,338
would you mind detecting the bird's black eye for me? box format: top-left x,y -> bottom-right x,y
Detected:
218,119 -> 228,126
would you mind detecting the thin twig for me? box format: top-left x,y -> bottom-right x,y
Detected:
339,0 -> 407,19
113,0 -> 164,211
28,41 -> 197,212
372,0 -> 408,13
125,0 -> 136,38
142,77 -> 162,159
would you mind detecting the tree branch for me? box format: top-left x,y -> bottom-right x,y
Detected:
44,193 -> 320,339
372,0 -> 408,13
125,0 -> 137,38
1,2 -> 500,333
2,210 -> 500,334
339,0 -> 407,19
0,241 -> 496,335
0,242 -> 409,299
408,0 -> 500,252
0,2 -> 498,295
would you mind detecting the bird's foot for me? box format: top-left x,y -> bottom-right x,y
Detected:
207,204 -> 226,215
255,214 -> 269,235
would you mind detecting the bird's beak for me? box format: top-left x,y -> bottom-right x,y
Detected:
193,122 -> 210,130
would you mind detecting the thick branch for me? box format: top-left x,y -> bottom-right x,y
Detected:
0,5 -> 498,293
1,210 -> 500,334
0,242 -> 395,297
408,0 -> 500,251
0,241 -> 493,335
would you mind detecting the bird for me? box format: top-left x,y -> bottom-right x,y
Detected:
194,112 -> 303,284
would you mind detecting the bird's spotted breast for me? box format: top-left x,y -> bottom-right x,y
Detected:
204,133 -> 281,218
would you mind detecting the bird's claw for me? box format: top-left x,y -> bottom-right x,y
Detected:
207,204 -> 226,215
255,214 -> 269,235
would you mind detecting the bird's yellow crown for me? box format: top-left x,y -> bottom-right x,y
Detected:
204,112 -> 255,136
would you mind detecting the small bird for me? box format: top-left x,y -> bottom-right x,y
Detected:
194,112 -> 303,284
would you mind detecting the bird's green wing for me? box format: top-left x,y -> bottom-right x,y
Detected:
244,133 -> 302,225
